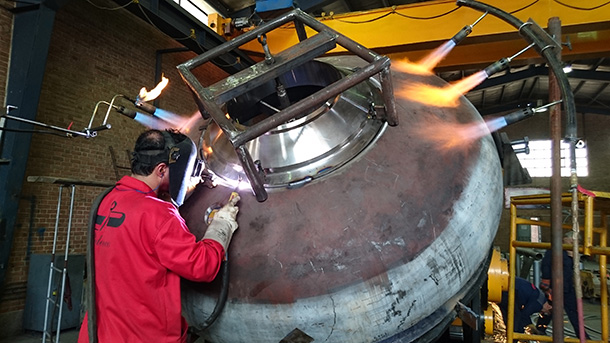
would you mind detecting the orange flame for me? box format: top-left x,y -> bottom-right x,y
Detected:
397,71 -> 488,108
393,40 -> 457,76
411,116 -> 490,150
139,75 -> 169,102
418,40 -> 456,71
393,59 -> 434,76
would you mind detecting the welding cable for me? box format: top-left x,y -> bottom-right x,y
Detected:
85,0 -> 134,11
394,6 -> 460,20
86,186 -> 115,343
330,6 -> 461,24
552,0 -> 610,10
332,10 -> 393,24
200,258 -> 230,330
508,0 -> 539,14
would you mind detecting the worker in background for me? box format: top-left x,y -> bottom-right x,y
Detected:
536,231 -> 591,339
499,277 -> 552,335
78,129 -> 240,343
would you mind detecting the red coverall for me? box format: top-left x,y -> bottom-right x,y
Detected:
78,176 -> 224,343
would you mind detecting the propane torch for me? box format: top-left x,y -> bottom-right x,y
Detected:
486,99 -> 563,133
450,12 -> 488,45
482,42 -> 536,78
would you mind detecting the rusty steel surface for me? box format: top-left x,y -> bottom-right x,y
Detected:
178,65 -> 503,343
182,72 -> 482,303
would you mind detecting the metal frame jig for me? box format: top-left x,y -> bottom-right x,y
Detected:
177,8 -> 397,202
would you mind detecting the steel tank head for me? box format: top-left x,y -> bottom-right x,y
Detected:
179,55 -> 503,342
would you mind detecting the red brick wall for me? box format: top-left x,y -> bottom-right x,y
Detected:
1,0 -> 227,315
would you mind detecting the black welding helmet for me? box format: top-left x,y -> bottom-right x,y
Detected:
131,130 -> 199,207
162,130 -> 198,207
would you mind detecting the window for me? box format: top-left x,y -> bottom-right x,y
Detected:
173,0 -> 216,24
515,139 -> 589,177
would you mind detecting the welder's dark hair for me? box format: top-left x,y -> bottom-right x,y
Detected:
130,129 -> 185,176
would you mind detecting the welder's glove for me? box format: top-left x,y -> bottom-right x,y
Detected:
203,193 -> 240,251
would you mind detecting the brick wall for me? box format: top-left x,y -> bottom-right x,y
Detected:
2,0 -> 610,336
0,0 -> 227,319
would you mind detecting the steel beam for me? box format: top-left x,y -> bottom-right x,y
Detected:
473,66 -> 610,90
241,0 -> 610,70
113,0 -> 255,75
0,0 -> 64,297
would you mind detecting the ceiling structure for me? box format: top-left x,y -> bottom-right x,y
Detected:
198,0 -> 610,118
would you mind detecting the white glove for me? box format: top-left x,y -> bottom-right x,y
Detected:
203,193 -> 240,251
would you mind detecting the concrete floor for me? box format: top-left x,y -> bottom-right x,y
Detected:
1,300 -> 607,343
0,329 -> 79,343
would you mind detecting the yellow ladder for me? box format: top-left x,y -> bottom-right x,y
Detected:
507,190 -> 610,342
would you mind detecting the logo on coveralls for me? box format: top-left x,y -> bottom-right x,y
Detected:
95,201 -> 125,247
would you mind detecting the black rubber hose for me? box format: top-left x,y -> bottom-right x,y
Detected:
456,0 -> 576,141
86,187 -> 114,343
201,258 -> 230,330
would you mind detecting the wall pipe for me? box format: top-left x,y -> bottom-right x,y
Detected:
548,17 -> 566,342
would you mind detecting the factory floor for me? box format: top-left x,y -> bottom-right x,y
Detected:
482,299 -> 609,342
1,300 -> 608,343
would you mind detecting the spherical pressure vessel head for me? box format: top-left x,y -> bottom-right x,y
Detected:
180,56 -> 503,343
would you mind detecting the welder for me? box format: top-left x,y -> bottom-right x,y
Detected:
78,129 -> 240,343
536,232 -> 591,339
498,277 -> 552,335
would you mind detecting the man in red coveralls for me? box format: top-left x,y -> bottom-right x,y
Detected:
78,129 -> 239,343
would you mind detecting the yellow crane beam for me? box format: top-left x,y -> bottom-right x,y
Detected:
239,0 -> 610,69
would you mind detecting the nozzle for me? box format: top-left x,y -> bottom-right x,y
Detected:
135,101 -> 157,115
115,105 -> 137,119
483,42 -> 537,78
451,25 -> 473,45
450,12 -> 487,45
502,107 -> 534,126
483,58 -> 510,77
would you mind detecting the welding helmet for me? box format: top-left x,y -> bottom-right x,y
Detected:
132,129 -> 200,206
162,131 -> 199,207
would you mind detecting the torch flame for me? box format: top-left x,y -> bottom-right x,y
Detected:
393,40 -> 458,76
393,59 -> 434,76
397,71 -> 488,108
411,115 -> 491,150
138,75 -> 169,102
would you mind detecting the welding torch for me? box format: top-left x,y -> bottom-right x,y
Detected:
450,12 -> 487,45
118,95 -> 159,116
501,100 -> 563,126
113,101 -> 157,122
483,42 -> 536,77
115,105 -> 139,119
